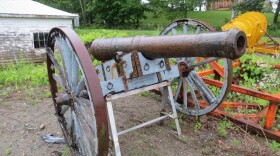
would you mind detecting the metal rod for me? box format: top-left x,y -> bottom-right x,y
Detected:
189,57 -> 219,69
106,101 -> 121,156
117,115 -> 169,136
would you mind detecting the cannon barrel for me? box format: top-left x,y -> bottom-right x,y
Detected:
90,29 -> 246,61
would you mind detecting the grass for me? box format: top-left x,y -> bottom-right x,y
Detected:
217,120 -> 236,138
0,63 -> 48,88
75,28 -> 160,43
62,146 -> 71,156
269,140 -> 280,154
0,62 -> 50,103
5,146 -> 12,155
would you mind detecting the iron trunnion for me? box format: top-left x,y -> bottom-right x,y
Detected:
46,26 -> 246,156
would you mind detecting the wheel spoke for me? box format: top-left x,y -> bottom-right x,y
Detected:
174,78 -> 183,101
183,23 -> 188,35
74,103 -> 96,135
186,57 -> 197,65
189,57 -> 219,69
56,36 -> 73,89
61,105 -> 70,115
172,28 -> 177,35
71,53 -> 79,90
47,47 -> 67,80
74,103 -> 97,156
75,76 -> 85,97
52,74 -> 67,91
182,78 -> 188,111
186,78 -> 200,110
170,77 -> 179,86
72,110 -> 81,142
67,110 -> 73,130
75,97 -> 91,107
195,25 -> 201,34
188,71 -> 216,104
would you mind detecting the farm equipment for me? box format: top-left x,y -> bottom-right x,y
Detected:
46,25 -> 246,155
222,12 -> 280,54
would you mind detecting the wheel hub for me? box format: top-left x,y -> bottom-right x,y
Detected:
178,61 -> 192,77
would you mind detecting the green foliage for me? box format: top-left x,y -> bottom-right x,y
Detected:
234,54 -> 266,84
231,0 -> 264,13
217,120 -> 234,138
170,115 -> 184,130
37,0 -> 94,25
269,140 -> 280,154
5,146 -> 12,155
146,0 -> 166,18
0,63 -> 48,89
230,138 -> 241,146
194,120 -> 202,132
62,146 -> 71,156
263,1 -> 273,13
75,29 -> 159,43
93,0 -> 146,28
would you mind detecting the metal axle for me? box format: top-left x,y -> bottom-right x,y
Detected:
90,29 -> 246,61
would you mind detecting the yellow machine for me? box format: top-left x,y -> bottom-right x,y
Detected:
222,12 -> 279,54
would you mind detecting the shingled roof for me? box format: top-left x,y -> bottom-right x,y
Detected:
0,0 -> 77,18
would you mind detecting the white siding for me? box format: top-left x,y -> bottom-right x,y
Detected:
0,17 -> 73,64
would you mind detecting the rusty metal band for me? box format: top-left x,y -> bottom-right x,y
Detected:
160,18 -> 216,34
47,27 -> 109,155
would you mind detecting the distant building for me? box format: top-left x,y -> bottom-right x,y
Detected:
208,0 -> 233,10
0,0 -> 79,65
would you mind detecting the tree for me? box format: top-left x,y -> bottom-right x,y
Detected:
37,0 -> 146,28
161,0 -> 199,21
273,0 -> 280,26
147,0 -> 167,18
93,0 -> 146,28
37,0 -> 94,25
231,0 -> 264,14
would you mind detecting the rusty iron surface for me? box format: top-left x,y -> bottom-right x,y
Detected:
203,78 -> 280,103
47,27 -> 109,155
90,29 -> 247,61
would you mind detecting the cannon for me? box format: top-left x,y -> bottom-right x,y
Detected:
46,21 -> 246,156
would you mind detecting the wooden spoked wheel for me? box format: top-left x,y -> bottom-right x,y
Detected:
46,27 -> 109,155
160,19 -> 233,116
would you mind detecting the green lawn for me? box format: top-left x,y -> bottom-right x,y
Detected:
143,11 -> 279,36
75,29 -> 160,43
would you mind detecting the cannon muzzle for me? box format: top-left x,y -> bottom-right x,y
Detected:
90,29 -> 246,61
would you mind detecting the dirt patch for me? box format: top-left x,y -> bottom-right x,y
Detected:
0,93 -> 275,156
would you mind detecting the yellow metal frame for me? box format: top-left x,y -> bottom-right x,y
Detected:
222,12 -> 279,54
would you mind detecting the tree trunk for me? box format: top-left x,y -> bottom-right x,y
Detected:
273,0 -> 280,26
78,0 -> 86,24
231,0 -> 238,19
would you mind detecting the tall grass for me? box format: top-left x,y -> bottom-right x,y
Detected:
0,63 -> 48,89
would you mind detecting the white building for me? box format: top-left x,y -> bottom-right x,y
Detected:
0,0 -> 79,65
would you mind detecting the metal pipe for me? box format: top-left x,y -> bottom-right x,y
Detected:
90,29 -> 246,61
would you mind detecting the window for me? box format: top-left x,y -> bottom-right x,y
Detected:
33,32 -> 48,48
